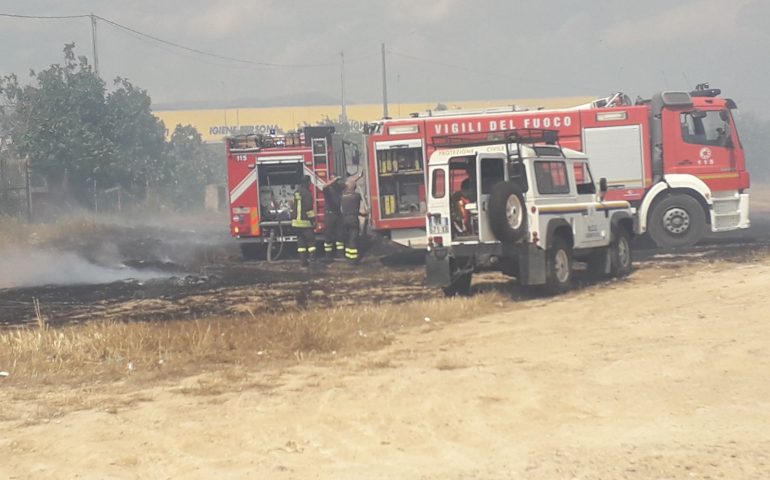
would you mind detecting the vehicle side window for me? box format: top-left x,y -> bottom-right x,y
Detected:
431,169 -> 446,199
680,110 -> 731,147
574,162 -> 596,194
534,161 -> 570,195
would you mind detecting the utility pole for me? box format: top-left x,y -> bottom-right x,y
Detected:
381,43 -> 389,118
340,51 -> 348,124
90,13 -> 99,76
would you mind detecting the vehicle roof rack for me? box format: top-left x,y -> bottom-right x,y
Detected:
431,128 -> 560,148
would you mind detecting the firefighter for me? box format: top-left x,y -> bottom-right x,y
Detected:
322,175 -> 344,260
340,176 -> 368,263
292,175 -> 316,267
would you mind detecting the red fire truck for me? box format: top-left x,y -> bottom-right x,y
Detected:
226,126 -> 359,260
364,85 -> 750,249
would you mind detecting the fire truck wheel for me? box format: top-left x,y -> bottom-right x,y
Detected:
609,228 -> 633,277
240,244 -> 266,261
543,236 -> 572,295
488,181 -> 527,243
648,194 -> 705,249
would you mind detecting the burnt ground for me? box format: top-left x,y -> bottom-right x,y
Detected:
0,223 -> 433,329
2,214 -> 769,330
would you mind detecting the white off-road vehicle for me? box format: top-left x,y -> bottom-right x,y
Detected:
425,129 -> 634,296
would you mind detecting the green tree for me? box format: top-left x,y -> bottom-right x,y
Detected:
105,77 -> 167,190
0,43 -> 227,212
164,124 -> 222,207
0,43 -> 170,206
1,43 -> 113,202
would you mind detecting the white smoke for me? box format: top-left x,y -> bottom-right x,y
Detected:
0,248 -> 171,289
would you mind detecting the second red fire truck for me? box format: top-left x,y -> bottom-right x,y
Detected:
226,126 -> 360,260
364,85 -> 750,249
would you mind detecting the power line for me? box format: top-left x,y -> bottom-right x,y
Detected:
0,12 -> 340,69
93,15 -> 338,68
0,13 -> 89,19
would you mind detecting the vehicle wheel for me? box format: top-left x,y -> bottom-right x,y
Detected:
609,228 -> 633,277
442,271 -> 472,297
240,243 -> 265,261
648,194 -> 706,249
543,236 -> 572,295
488,181 -> 527,243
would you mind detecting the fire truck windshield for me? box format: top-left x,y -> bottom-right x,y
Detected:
680,110 -> 733,147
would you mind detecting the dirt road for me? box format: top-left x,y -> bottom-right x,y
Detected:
2,254 -> 769,479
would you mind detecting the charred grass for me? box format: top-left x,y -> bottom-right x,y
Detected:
0,292 -> 511,420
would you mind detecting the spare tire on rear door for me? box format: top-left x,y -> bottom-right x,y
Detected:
488,181 -> 527,243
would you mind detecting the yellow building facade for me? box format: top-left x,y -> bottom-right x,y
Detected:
154,96 -> 596,143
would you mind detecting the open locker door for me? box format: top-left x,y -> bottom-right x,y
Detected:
476,153 -> 507,243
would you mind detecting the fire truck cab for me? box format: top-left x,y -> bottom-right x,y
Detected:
226,126 -> 358,260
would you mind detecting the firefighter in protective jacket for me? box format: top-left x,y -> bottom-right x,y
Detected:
292,175 -> 316,266
341,177 -> 368,262
322,176 -> 344,259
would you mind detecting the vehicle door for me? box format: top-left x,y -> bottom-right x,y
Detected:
476,153 -> 508,243
426,164 -> 451,246
572,161 -> 608,247
665,108 -> 737,178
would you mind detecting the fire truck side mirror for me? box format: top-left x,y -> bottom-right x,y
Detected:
599,177 -> 608,193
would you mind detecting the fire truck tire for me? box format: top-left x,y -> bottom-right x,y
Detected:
648,194 -> 705,249
488,181 -> 527,243
609,228 -> 633,277
543,236 -> 572,295
240,244 -> 266,261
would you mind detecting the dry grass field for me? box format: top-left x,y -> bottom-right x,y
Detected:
1,200 -> 770,478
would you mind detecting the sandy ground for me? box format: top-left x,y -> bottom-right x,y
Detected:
2,256 -> 769,479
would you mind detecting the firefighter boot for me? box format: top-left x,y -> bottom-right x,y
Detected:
324,242 -> 336,262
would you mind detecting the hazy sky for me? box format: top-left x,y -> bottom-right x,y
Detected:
1,0 -> 768,115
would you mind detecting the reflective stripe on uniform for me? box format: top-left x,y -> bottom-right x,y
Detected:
324,243 -> 334,252
346,248 -> 359,259
291,219 -> 312,228
295,192 -> 302,221
336,242 -> 344,250
297,247 -> 307,253
307,246 -> 317,253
